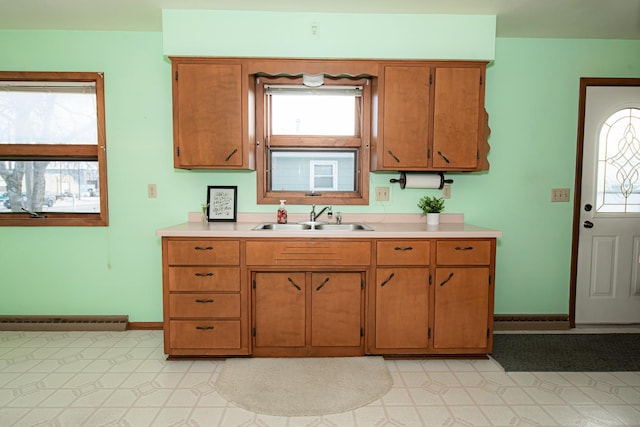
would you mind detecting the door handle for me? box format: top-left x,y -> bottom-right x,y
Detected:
583,220 -> 594,229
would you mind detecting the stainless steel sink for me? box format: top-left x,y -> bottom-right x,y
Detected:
252,223 -> 312,231
252,222 -> 373,231
314,223 -> 374,231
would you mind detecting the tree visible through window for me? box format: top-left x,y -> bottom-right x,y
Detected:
0,72 -> 108,226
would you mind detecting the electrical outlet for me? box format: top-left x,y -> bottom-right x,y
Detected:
375,186 -> 390,201
551,188 -> 570,202
442,184 -> 451,199
148,184 -> 157,198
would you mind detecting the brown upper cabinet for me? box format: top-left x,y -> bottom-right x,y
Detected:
170,57 -> 489,173
372,61 -> 490,172
171,58 -> 255,169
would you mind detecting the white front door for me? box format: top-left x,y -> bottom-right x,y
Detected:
575,84 -> 640,324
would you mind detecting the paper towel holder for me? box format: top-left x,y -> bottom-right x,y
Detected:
389,172 -> 453,190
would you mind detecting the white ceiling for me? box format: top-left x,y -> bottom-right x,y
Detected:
0,0 -> 639,40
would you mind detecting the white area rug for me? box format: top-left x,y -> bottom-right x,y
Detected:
214,356 -> 392,416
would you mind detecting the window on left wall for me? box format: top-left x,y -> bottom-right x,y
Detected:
0,72 -> 108,226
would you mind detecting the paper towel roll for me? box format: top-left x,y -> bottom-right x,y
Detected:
390,172 -> 452,189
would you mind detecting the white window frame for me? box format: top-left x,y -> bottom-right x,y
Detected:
310,160 -> 338,191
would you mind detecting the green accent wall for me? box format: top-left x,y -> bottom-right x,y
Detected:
1,29 -> 639,321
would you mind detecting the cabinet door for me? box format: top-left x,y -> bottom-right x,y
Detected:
254,272 -> 306,348
311,272 -> 363,348
173,62 -> 244,168
433,267 -> 490,349
379,66 -> 431,169
432,67 -> 482,170
375,268 -> 430,349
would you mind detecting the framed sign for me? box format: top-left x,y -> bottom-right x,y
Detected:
206,186 -> 237,222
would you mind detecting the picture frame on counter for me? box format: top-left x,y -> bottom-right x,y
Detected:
206,186 -> 237,222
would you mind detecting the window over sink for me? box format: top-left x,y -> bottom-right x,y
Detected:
256,75 -> 371,205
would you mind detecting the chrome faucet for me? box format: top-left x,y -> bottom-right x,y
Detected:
309,204 -> 332,222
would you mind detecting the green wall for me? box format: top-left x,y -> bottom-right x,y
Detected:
1,29 -> 639,321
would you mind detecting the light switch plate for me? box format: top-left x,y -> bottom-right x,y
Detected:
551,188 -> 570,202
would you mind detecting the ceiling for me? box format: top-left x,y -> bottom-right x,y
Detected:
0,0 -> 639,40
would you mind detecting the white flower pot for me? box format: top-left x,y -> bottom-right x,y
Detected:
426,213 -> 440,226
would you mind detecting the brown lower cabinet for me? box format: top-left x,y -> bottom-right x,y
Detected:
161,236 -> 495,358
252,271 -> 365,357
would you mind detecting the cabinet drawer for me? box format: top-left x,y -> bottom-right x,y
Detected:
169,293 -> 240,318
168,267 -> 240,292
246,240 -> 371,266
376,241 -> 430,265
169,320 -> 241,349
436,240 -> 492,265
167,240 -> 239,265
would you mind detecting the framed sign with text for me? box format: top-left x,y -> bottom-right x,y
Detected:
206,186 -> 237,222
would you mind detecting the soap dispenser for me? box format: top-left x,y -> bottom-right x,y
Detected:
277,200 -> 288,224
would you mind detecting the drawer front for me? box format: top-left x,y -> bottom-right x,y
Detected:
167,240 -> 240,265
169,320 -> 241,349
436,240 -> 492,265
376,240 -> 430,265
168,267 -> 240,292
246,240 -> 372,266
169,293 -> 240,318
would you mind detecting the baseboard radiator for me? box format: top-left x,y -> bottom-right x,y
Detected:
494,314 -> 570,331
0,315 -> 129,331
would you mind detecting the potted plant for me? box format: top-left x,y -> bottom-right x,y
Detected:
417,195 -> 445,225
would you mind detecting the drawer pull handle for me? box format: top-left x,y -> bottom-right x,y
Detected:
194,246 -> 213,251
455,246 -> 474,251
194,272 -> 214,277
380,272 -> 395,287
316,277 -> 330,291
195,298 -> 214,303
440,272 -> 454,286
195,325 -> 214,330
288,277 -> 302,291
387,150 -> 401,163
394,246 -> 413,251
225,148 -> 238,162
437,151 -> 450,164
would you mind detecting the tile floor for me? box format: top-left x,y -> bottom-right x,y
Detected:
0,330 -> 639,427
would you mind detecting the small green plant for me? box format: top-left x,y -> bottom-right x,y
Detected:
417,195 -> 445,215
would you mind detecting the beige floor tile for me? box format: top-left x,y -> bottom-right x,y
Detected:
1,331 -> 639,427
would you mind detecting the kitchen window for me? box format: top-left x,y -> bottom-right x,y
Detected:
256,75 -> 371,205
0,72 -> 108,226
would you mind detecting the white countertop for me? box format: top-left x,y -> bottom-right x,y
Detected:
156,213 -> 502,239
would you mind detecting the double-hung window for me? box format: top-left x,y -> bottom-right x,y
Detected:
256,75 -> 371,205
0,72 -> 108,226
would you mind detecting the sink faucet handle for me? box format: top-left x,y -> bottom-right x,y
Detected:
327,206 -> 333,218
336,212 -> 342,224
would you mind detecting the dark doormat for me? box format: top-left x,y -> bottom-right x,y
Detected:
491,333 -> 640,372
